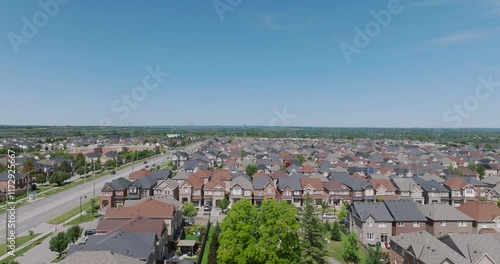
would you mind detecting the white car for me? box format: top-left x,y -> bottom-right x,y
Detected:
322,213 -> 336,219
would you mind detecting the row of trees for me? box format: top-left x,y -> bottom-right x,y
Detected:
49,225 -> 83,258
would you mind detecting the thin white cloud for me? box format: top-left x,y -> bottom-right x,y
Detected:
253,9 -> 319,32
398,28 -> 500,54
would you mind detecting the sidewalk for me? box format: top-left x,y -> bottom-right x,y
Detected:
0,211 -> 98,264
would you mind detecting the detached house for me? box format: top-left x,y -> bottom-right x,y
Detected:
252,175 -> 277,206
100,177 -> 133,208
179,175 -> 204,207
299,177 -> 325,206
203,177 -> 226,207
153,179 -> 179,200
442,177 -> 477,207
349,202 -> 393,248
418,203 -> 474,237
457,201 -> 500,234
383,200 -> 427,236
323,179 -> 351,208
390,177 -> 424,204
368,179 -> 398,200
277,176 -> 303,207
229,176 -> 253,206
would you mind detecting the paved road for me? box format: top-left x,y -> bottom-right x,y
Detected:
0,143 -> 202,244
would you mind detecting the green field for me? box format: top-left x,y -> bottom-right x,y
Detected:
326,232 -> 366,264
201,225 -> 214,264
0,233 -> 40,256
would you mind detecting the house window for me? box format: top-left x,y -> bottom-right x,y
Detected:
482,223 -> 488,229
440,221 -> 446,226
413,222 -> 420,227
480,192 -> 485,197
129,187 -> 137,193
378,222 -> 387,228
285,191 -> 291,196
398,222 -> 404,227
365,189 -> 374,196
267,188 -> 273,194
355,191 -> 362,197
465,189 -> 474,196
453,191 -> 461,197
367,233 -> 375,241
258,191 -> 263,196
496,222 -> 500,228
367,221 -> 373,227
459,221 -> 467,227
164,190 -> 171,195
184,187 -> 188,193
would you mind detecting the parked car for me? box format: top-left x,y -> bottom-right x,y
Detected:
203,205 -> 212,211
145,165 -> 149,168
110,171 -> 116,175
322,213 -> 336,219
84,229 -> 97,236
144,161 -> 148,164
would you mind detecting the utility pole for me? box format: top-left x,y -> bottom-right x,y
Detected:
93,159 -> 96,199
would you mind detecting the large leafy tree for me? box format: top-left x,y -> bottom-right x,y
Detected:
183,201 -> 198,218
342,231 -> 360,263
217,198 -> 300,264
48,171 -> 70,186
217,198 -> 230,211
21,159 -> 36,173
49,232 -> 69,257
300,195 -> 327,264
67,225 -> 83,244
217,198 -> 259,264
57,160 -> 72,173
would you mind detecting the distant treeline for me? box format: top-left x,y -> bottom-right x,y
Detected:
0,126 -> 499,149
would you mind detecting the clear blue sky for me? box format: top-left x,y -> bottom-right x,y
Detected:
1,0 -> 499,128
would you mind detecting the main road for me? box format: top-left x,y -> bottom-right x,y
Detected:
0,142 -> 203,243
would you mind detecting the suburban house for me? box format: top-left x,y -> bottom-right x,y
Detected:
383,200 -> 427,236
330,173 -> 375,202
457,201 -> 500,234
95,216 -> 169,260
153,179 -> 179,200
299,177 -> 325,206
442,177 -> 478,207
171,151 -> 189,166
228,176 -> 253,206
133,175 -> 158,198
66,231 -> 158,264
60,251 -> 146,264
440,233 -> 500,263
368,179 -> 398,200
390,177 -> 425,204
179,175 -> 204,206
413,177 -> 450,204
129,168 -> 151,181
349,202 -> 393,248
277,176 -> 303,207
323,179 -> 351,208
203,177 -> 226,207
389,231 -> 476,264
100,177 -> 133,208
103,198 -> 182,242
418,203 -> 474,237
252,175 -> 277,206
0,171 -> 31,192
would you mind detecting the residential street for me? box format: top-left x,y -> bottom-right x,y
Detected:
0,143 -> 202,244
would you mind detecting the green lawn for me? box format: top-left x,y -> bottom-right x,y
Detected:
47,200 -> 92,225
325,232 -> 366,264
201,225 -> 214,264
1,232 -> 51,263
185,233 -> 200,241
0,233 -> 40,256
67,213 -> 96,225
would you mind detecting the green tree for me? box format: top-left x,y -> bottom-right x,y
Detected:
338,203 -> 348,222
21,159 -> 35,173
330,221 -> 342,242
375,197 -> 384,202
28,229 -> 35,239
49,232 -> 69,257
35,174 -> 47,184
300,195 -> 327,264
57,160 -> 72,173
342,231 -> 360,264
208,225 -> 220,264
468,164 -> 486,180
87,198 -> 99,216
104,159 -> 116,170
217,198 -> 259,264
67,225 -> 83,244
245,164 -> 258,178
297,154 -> 305,165
48,171 -> 70,186
183,201 -> 198,218
365,244 -> 383,264
217,198 -> 230,211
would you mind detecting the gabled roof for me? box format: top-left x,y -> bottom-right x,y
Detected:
456,201 -> 500,221
442,177 -> 472,190
184,175 -> 204,189
103,177 -> 133,191
383,200 -> 427,221
277,176 -> 302,191
323,179 -> 348,191
252,175 -> 274,189
418,203 -> 473,221
368,179 -> 397,191
299,177 -> 323,190
67,231 -> 156,261
104,198 -> 176,219
229,176 -> 253,190
133,175 -> 157,189
351,202 -> 393,222
149,170 -> 171,181
60,251 -> 145,264
204,177 -> 225,190
128,169 -> 151,180
97,216 -> 165,238
330,172 -> 371,191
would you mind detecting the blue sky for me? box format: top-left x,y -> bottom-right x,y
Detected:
1,0 -> 499,128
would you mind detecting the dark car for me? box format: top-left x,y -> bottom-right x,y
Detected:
84,229 -> 97,236
144,161 -> 148,164
110,170 -> 116,175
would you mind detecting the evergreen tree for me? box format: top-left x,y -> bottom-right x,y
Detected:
342,231 -> 360,263
300,195 -> 327,264
330,221 -> 342,242
365,244 -> 383,264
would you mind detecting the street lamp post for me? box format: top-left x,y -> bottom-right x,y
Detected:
80,195 -> 87,223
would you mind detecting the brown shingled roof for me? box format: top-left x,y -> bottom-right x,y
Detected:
442,177 -> 470,190
299,177 -> 323,190
129,168 -> 151,180
457,201 -> 500,221
104,198 -> 176,219
369,179 -> 397,191
185,175 -> 204,189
